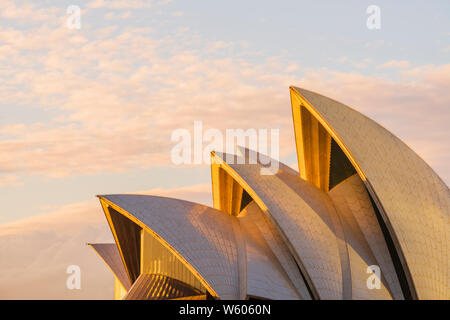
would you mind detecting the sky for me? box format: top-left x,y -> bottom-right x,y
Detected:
0,0 -> 449,299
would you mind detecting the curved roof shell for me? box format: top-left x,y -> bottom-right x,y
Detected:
211,149 -> 404,299
99,194 -> 241,299
290,87 -> 450,299
98,194 -> 312,300
211,151 -> 343,299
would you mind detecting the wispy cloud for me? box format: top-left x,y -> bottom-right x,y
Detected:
364,39 -> 392,49
378,60 -> 411,69
0,1 -> 59,22
87,0 -> 155,9
0,10 -> 302,182
0,200 -> 112,299
1,7 -> 449,187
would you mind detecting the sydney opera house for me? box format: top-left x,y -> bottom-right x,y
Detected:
89,87 -> 449,300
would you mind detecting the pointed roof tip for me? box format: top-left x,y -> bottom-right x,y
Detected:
290,86 -> 315,100
290,86 -> 313,95
213,150 -> 224,157
96,195 -> 114,199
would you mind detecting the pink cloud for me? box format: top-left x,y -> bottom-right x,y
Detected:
87,0 -> 167,9
0,1 -> 59,22
0,200 -> 113,299
0,4 -> 448,188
